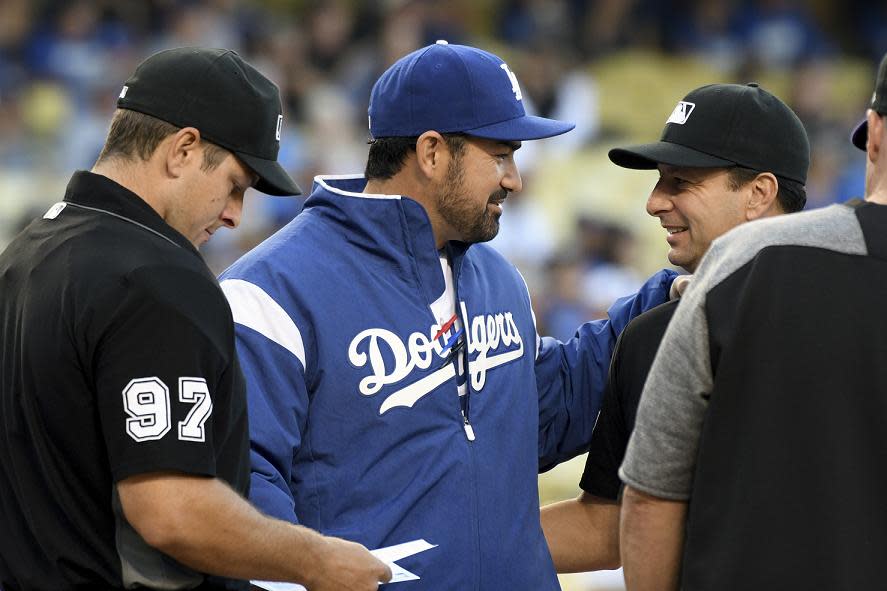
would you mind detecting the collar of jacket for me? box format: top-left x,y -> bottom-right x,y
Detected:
63,170 -> 199,255
305,174 -> 471,306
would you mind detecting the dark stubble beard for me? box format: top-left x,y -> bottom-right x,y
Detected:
436,155 -> 506,244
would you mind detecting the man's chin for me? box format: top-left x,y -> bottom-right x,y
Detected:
478,220 -> 500,243
667,250 -> 687,267
463,225 -> 499,245
668,251 -> 698,273
193,233 -> 210,249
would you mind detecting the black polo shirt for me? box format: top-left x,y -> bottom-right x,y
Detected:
579,300 -> 678,500
0,171 -> 249,590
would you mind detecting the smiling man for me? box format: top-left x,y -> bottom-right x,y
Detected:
219,41 -> 679,590
541,83 -> 810,573
620,54 -> 887,590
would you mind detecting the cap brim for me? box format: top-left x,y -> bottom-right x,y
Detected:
464,115 -> 575,141
608,141 -> 735,170
851,119 -> 867,151
237,152 -> 302,196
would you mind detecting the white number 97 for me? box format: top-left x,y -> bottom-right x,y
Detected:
122,377 -> 212,443
123,378 -> 171,441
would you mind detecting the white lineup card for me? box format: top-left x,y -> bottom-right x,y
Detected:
251,539 -> 438,589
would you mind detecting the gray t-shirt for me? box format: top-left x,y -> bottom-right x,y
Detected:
619,203 -> 867,500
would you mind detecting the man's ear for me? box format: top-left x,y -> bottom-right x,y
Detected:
745,172 -> 780,220
415,131 -> 449,180
164,127 -> 202,178
868,108 -> 884,166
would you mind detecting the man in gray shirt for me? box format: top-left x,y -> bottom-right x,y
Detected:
620,52 -> 887,590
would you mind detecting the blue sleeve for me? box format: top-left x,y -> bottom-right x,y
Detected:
536,268 -> 678,470
235,324 -> 310,524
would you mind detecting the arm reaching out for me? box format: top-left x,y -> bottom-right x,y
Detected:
118,472 -> 391,591
541,492 -> 620,572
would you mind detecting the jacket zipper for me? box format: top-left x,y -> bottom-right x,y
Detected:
451,250 -> 481,591
462,412 -> 475,441
453,279 -> 474,443
442,326 -> 474,442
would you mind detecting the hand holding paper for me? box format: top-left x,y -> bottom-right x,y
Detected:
251,539 -> 437,590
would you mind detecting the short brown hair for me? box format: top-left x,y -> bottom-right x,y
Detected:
96,108 -> 229,171
726,166 -> 806,213
365,133 -> 466,180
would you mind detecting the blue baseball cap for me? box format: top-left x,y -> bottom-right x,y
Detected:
368,41 -> 575,141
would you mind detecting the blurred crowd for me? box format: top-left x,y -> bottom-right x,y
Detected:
1,0 -> 885,339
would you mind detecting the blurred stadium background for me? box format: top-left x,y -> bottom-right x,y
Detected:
2,0 -> 884,588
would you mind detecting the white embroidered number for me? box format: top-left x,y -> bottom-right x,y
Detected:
123,378 -> 171,441
122,377 -> 213,443
178,378 -> 213,442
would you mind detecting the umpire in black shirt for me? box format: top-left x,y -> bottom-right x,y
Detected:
0,47 -> 389,591
540,83 -> 810,572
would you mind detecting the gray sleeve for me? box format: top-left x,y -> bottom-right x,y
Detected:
618,249 -> 716,501
618,204 -> 867,500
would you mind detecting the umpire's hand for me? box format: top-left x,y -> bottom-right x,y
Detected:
305,536 -> 392,590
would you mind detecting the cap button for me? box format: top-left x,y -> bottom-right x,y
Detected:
436,40 -> 449,45
747,82 -> 759,88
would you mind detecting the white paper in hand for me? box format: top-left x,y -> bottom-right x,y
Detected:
249,582 -> 305,591
372,539 -> 437,582
251,538 -> 437,589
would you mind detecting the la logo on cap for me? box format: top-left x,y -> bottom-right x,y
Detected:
666,101 -> 695,125
500,63 -> 523,101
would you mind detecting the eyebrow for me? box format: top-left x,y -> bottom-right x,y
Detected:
498,141 -> 521,152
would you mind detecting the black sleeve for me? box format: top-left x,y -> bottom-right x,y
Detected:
92,265 -> 237,482
579,329 -> 630,500
579,301 -> 677,500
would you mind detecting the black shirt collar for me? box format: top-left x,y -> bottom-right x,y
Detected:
63,170 -> 199,254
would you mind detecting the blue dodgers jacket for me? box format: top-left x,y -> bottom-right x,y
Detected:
219,175 -> 675,590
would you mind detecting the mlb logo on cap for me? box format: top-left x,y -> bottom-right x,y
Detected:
666,101 -> 696,125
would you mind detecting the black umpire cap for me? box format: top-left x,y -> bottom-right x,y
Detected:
117,47 -> 301,196
851,53 -> 887,151
609,83 -> 810,185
